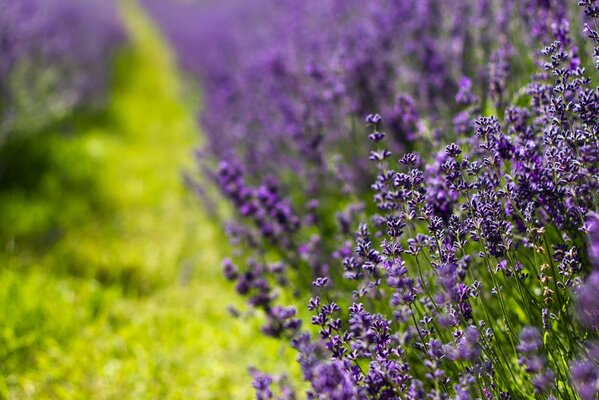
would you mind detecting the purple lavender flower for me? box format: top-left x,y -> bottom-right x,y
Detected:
162,0 -> 599,397
571,358 -> 599,400
310,361 -> 357,400
250,369 -> 274,400
585,213 -> 599,267
576,271 -> 599,330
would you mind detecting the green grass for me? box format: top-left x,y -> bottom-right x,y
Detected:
0,1 -> 297,398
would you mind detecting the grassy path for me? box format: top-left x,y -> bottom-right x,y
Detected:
0,1 -> 296,398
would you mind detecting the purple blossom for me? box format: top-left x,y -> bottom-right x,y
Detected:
585,213 -> 599,267
577,271 -> 599,330
571,358 -> 599,400
160,0 -> 599,397
310,361 -> 357,400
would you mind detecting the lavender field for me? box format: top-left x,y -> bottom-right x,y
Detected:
1,0 -> 598,399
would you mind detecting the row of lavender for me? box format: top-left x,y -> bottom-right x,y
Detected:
0,0 -> 125,139
145,0 -> 599,398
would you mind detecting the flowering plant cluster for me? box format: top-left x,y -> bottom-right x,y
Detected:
0,0 -> 125,138
148,0 -> 599,398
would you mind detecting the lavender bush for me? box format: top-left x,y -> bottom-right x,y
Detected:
148,0 -> 598,398
0,0 -> 125,138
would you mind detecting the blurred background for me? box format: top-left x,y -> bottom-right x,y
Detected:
0,0 -> 297,398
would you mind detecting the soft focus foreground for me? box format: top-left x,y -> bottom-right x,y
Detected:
146,0 -> 599,398
0,1 -> 294,399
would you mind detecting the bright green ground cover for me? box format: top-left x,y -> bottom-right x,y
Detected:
0,2 -> 296,398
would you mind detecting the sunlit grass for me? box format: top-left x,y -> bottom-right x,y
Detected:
0,1 -> 297,398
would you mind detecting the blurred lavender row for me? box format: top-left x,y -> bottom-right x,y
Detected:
143,0 -> 572,184
0,0 -> 125,138
145,0 -> 599,398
